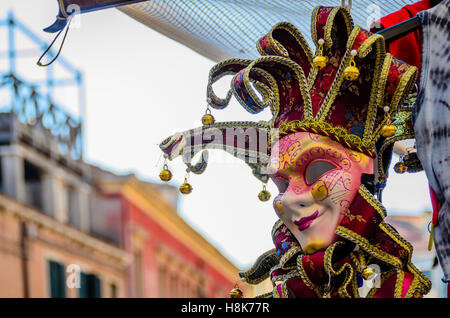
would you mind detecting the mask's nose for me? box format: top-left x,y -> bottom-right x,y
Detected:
274,188 -> 313,219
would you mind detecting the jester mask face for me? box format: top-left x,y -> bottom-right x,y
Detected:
269,132 -> 374,254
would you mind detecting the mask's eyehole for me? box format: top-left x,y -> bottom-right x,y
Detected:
305,160 -> 337,185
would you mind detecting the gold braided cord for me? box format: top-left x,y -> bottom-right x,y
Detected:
262,22 -> 314,64
271,219 -> 284,238
336,226 -> 403,268
323,241 -> 355,298
390,65 -> 418,114
207,58 -> 252,109
360,33 -> 386,142
371,64 -> 418,142
241,55 -> 312,116
358,185 -> 387,219
365,269 -> 397,298
316,26 -> 360,121
276,119 -> 375,157
323,6 -> 354,49
311,6 -> 321,45
365,53 -> 393,145
295,256 -> 323,297
379,222 -> 432,293
279,245 -> 302,270
405,275 -> 420,298
239,66 -> 278,115
394,269 -> 405,298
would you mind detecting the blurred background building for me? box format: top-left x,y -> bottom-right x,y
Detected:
0,12 -> 247,298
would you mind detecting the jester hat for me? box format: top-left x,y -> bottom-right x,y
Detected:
159,6 -> 431,298
160,6 -> 418,193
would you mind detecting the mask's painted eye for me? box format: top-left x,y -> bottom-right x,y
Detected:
305,160 -> 337,184
273,177 -> 289,194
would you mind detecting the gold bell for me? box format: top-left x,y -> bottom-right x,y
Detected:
201,113 -> 215,126
258,185 -> 271,202
313,38 -> 328,70
343,50 -> 359,81
381,124 -> 396,137
201,108 -> 215,126
179,181 -> 193,195
394,161 -> 408,174
159,162 -> 172,182
381,106 -> 396,137
313,55 -> 328,70
230,284 -> 243,298
159,169 -> 172,182
361,267 -> 376,280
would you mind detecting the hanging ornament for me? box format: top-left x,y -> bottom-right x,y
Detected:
159,159 -> 173,182
361,267 -> 376,280
380,106 -> 396,137
258,184 -> 271,202
343,49 -> 360,81
179,173 -> 193,194
229,283 -> 243,298
394,161 -> 408,174
201,107 -> 215,126
313,38 -> 328,70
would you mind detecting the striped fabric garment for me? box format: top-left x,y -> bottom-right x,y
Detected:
414,0 -> 450,281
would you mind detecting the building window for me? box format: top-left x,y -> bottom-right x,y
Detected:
196,281 -> 206,298
170,273 -> 178,297
79,273 -> 101,298
110,283 -> 117,298
48,260 -> 66,298
182,280 -> 189,298
158,265 -> 167,297
134,250 -> 143,297
24,160 -> 43,211
67,185 -> 80,228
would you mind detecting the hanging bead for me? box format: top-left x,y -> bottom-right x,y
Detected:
230,283 -> 243,298
394,161 -> 408,174
313,39 -> 328,70
361,267 -> 376,280
258,185 -> 271,202
159,161 -> 172,182
380,106 -> 396,137
201,108 -> 215,126
179,175 -> 193,194
343,50 -> 359,81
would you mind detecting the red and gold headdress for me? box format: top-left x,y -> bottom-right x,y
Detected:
159,6 -> 417,198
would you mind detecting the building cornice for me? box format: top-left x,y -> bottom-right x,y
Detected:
97,178 -> 241,280
0,193 -> 129,265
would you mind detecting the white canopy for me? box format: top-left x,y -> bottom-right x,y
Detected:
118,0 -> 415,62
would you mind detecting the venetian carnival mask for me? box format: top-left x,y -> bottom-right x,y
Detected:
159,6 -> 431,298
269,132 -> 373,254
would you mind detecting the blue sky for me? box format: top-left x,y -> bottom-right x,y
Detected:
1,0 -> 432,268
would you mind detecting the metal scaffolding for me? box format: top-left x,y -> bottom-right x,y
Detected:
0,11 -> 84,160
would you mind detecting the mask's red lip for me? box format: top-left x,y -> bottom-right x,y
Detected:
293,210 -> 319,231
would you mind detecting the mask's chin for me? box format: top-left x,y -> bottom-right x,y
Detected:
284,214 -> 336,255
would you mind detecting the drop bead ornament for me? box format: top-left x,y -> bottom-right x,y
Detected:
258,184 -> 271,202
179,174 -> 193,195
380,106 -> 396,137
361,267 -> 376,280
230,283 -> 243,298
313,39 -> 328,70
201,107 -> 215,126
394,161 -> 408,174
159,160 -> 173,182
343,50 -> 360,81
